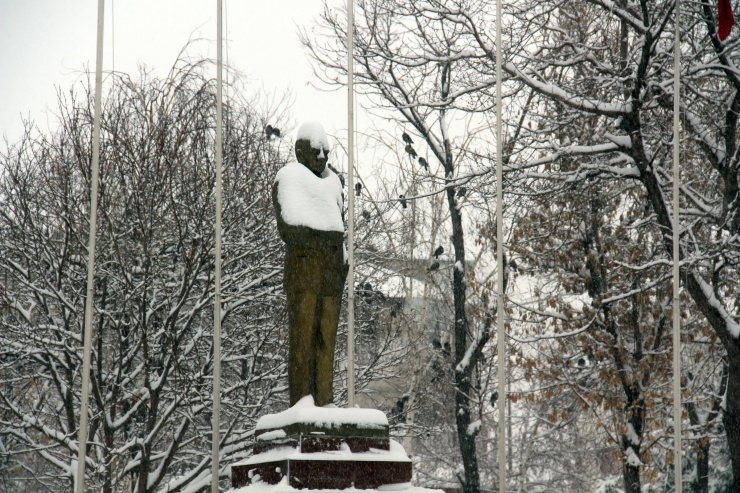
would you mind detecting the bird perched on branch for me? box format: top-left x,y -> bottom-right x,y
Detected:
399,194 -> 407,209
390,301 -> 402,319
404,144 -> 417,159
490,391 -> 498,407
428,260 -> 440,272
362,209 -> 371,221
355,182 -> 362,197
433,245 -> 444,258
265,124 -> 281,139
418,157 -> 428,170
402,132 -> 414,145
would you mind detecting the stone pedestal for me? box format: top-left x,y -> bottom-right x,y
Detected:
231,397 -> 412,490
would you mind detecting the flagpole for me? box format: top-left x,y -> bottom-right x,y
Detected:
75,0 -> 105,491
495,0 -> 506,490
672,0 -> 682,491
211,0 -> 224,491
346,0 -> 356,408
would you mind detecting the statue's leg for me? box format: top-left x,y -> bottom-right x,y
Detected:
286,251 -> 321,406
287,290 -> 319,406
315,295 -> 341,406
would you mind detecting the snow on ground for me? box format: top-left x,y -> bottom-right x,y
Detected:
275,163 -> 343,232
255,396 -> 388,433
228,477 -> 442,493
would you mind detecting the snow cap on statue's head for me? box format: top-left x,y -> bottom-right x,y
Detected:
296,121 -> 330,151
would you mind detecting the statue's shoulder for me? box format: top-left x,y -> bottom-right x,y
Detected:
320,166 -> 342,189
275,162 -> 305,184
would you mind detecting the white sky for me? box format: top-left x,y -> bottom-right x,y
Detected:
0,0 -> 348,144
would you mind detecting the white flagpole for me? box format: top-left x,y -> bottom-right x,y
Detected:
75,0 -> 105,491
346,0 -> 356,408
496,0 -> 506,490
672,0 -> 682,491
211,0 -> 224,491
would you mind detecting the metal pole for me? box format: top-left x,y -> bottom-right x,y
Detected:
672,1 -> 682,491
346,0 -> 356,408
75,0 -> 104,491
211,0 -> 224,491
111,0 -> 115,73
495,0 -> 506,490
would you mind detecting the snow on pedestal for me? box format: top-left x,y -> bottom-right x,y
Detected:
256,396 -> 387,432
229,397 -> 419,491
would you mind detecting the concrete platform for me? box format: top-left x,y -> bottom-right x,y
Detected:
229,478 -> 442,493
232,397 -> 411,490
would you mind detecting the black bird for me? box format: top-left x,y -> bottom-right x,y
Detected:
362,209 -> 371,221
399,194 -> 407,209
418,156 -> 428,170
432,338 -> 442,350
264,125 -> 281,139
359,282 -> 373,299
392,395 -> 410,423
404,144 -> 417,159
355,182 -> 362,196
390,300 -> 403,318
428,260 -> 440,272
490,391 -> 498,407
433,245 -> 444,258
402,132 -> 414,145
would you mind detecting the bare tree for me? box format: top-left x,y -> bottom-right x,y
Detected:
448,0 -> 739,488
300,1 -> 533,491
0,59 -> 291,493
301,0 -> 738,490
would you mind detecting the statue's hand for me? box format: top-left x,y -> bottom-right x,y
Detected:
342,260 -> 349,282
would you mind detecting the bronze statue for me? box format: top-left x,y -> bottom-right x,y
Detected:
272,122 -> 347,406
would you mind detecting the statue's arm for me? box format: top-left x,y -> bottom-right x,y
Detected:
272,180 -> 289,243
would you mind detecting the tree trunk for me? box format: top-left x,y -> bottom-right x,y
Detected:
724,354 -> 740,490
622,462 -> 640,493
447,176 -> 479,493
625,120 -> 740,488
620,392 -> 644,493
691,441 -> 710,493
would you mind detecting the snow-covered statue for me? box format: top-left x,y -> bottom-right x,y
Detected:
272,122 -> 347,407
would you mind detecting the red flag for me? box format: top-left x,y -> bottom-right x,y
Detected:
718,0 -> 735,41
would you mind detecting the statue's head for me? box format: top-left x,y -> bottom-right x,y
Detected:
295,122 -> 330,175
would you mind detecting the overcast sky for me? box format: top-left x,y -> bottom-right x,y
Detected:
0,0 -> 349,144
